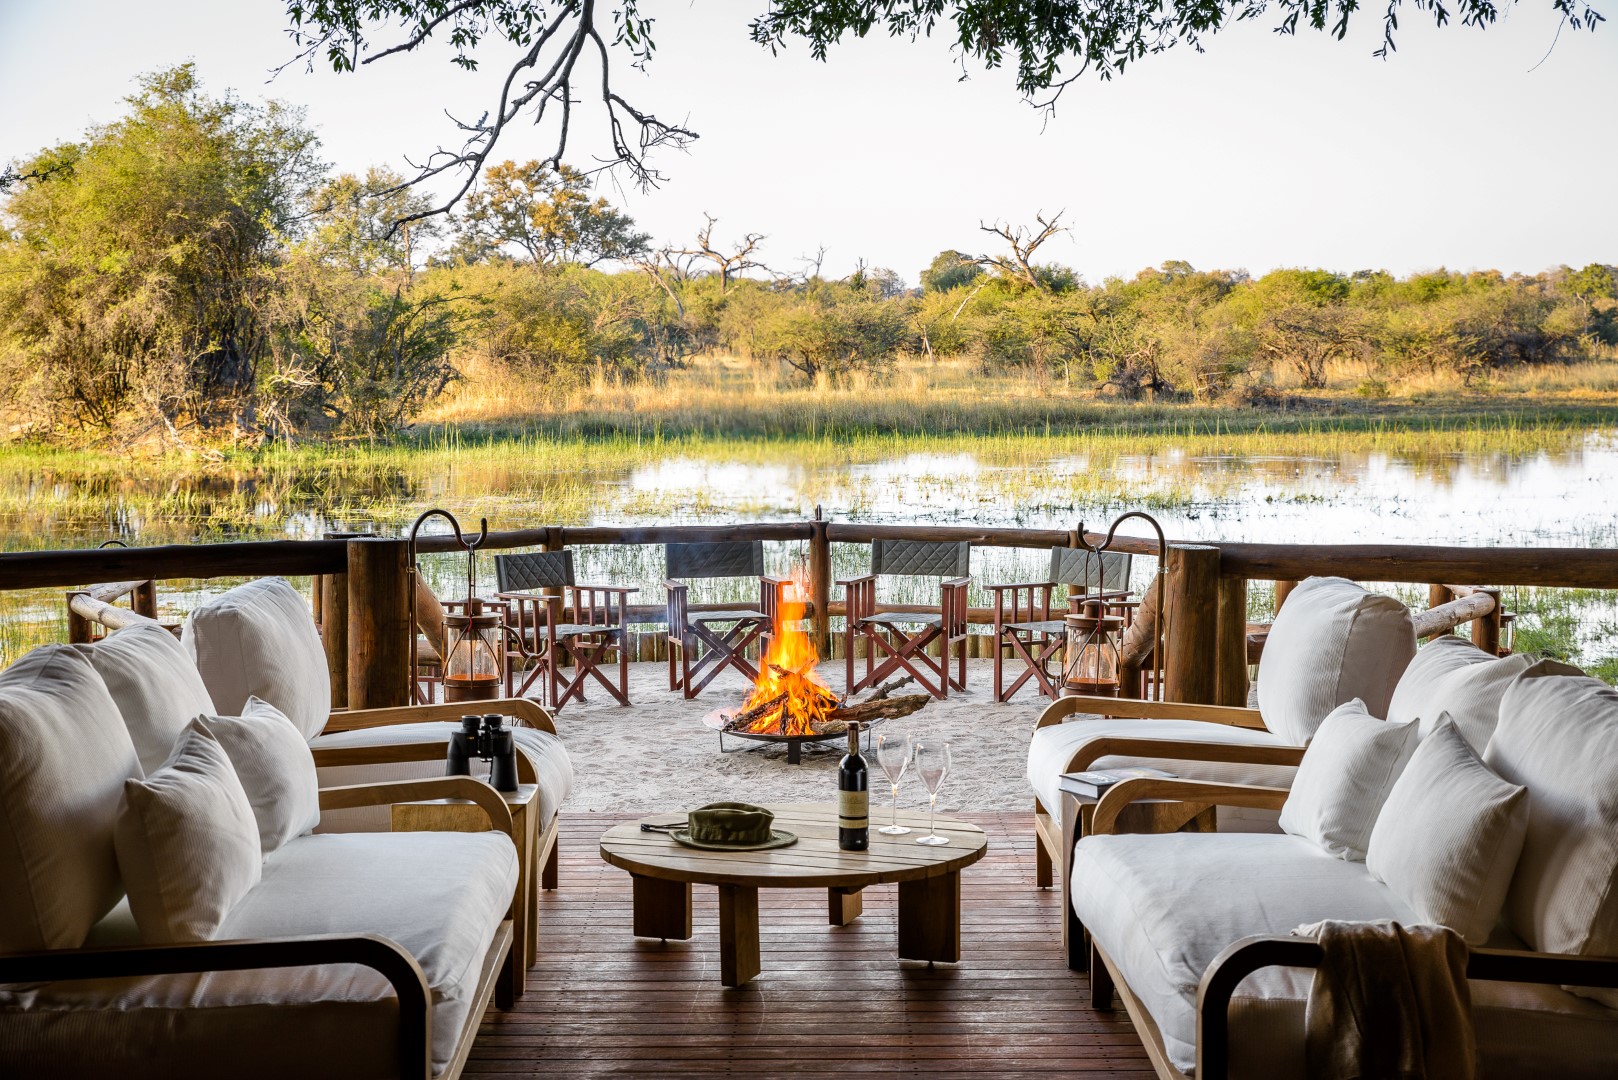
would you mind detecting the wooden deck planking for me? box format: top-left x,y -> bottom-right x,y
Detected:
469,812 -> 1153,1078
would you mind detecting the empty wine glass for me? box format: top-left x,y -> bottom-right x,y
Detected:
876,732 -> 912,835
913,740 -> 952,846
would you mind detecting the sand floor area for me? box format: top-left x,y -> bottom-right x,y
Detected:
544,658 -> 1051,817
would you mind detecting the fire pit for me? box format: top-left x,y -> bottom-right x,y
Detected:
705,578 -> 929,764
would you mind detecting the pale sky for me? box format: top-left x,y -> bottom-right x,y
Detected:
2,0 -> 1615,285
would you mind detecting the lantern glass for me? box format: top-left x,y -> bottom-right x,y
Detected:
1063,602 -> 1122,697
444,598 -> 504,701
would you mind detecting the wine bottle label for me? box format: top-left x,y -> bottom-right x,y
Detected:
838,788 -> 868,828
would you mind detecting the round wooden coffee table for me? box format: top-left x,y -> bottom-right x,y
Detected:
599,802 -> 988,986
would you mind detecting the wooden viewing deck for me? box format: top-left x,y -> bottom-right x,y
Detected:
470,812 -> 1153,1078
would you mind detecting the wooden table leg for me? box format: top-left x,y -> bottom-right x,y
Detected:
631,874 -> 692,941
1061,792 -> 1083,972
718,884 -> 761,987
896,870 -> 961,963
828,886 -> 863,926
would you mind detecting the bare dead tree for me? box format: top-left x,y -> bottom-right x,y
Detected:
632,249 -> 696,317
674,214 -> 767,294
798,245 -> 829,282
280,0 -> 696,231
978,211 -> 1068,291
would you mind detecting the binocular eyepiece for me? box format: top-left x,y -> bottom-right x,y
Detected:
446,713 -> 520,793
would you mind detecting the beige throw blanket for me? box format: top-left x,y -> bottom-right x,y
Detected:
1293,919 -> 1475,1080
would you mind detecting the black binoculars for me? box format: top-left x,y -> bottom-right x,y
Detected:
446,713 -> 520,793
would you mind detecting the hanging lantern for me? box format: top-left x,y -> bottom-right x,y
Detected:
443,597 -> 504,702
1063,598 -> 1123,697
408,509 -> 503,704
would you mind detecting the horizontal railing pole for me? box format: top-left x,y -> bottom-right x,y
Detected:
1218,543 -> 1618,589
554,523 -> 812,546
68,592 -> 161,632
0,540 -> 349,590
828,523 -> 1170,553
1412,592 -> 1497,639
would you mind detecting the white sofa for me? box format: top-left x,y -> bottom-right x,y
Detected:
1072,654 -> 1618,1079
1026,577 -> 1421,921
0,630 -> 524,1078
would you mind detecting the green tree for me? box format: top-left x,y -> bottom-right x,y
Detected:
453,161 -> 649,267
920,250 -> 983,293
0,65 -> 323,437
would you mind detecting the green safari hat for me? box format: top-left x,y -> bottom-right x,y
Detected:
672,802 -> 797,851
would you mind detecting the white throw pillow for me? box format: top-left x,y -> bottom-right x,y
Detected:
196,697 -> 321,855
114,722 -> 262,943
1367,718 -> 1528,945
78,622 -> 217,774
1279,699 -> 1418,861
1258,576 -> 1416,744
0,646 -> 141,950
1385,634 -> 1554,753
1486,663 -> 1618,1007
182,577 -> 330,741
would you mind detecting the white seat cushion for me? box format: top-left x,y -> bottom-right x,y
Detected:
311,721 -> 573,832
77,623 -> 217,775
1385,634 -> 1548,752
115,723 -> 263,943
222,831 -> 517,1074
1279,699 -> 1418,861
1257,576 -> 1416,743
1072,832 -> 1416,1074
1486,663 -> 1618,1007
183,578 -> 329,740
196,698 -> 321,855
0,831 -> 517,1079
1027,716 -> 1295,830
0,646 -> 142,950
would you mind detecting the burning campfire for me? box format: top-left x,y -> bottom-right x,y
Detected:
719,576 -> 929,741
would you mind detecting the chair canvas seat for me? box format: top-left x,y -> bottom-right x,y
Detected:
689,609 -> 768,625
1004,618 -> 1065,635
859,612 -> 944,627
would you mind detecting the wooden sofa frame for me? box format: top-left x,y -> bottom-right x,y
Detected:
1083,777 -> 1618,1080
0,774 -> 521,1080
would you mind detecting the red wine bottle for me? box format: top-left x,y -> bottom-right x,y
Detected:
838,721 -> 869,851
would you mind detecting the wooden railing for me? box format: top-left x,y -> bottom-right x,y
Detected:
6,515 -> 1613,713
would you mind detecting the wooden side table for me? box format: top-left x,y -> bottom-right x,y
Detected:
1058,775 -> 1215,970
392,782 -> 540,1000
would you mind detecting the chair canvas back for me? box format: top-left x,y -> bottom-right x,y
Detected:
665,541 -> 765,581
495,550 -> 576,593
869,539 -> 970,579
1050,548 -> 1132,593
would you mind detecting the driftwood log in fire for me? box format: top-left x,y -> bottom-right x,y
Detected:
720,682 -> 930,735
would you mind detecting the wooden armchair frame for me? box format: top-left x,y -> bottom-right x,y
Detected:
841,540 -> 973,700
663,541 -> 788,699
0,773 -> 521,1080
500,583 -> 637,708
1031,693 -> 1299,891
1081,778 -> 1618,1080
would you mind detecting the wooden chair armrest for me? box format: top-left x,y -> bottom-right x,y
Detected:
1196,936 -> 1618,1080
322,697 -> 557,736
1090,778 -> 1290,836
320,776 -> 516,843
575,584 -> 638,595
0,935 -> 431,1079
985,580 -> 1058,592
941,576 -> 972,589
1036,694 -> 1267,731
1064,736 -> 1306,777
835,574 -> 877,588
310,742 -> 539,799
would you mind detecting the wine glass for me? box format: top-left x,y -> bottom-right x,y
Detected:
913,740 -> 952,846
875,732 -> 912,835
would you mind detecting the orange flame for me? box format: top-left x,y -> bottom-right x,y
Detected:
740,574 -> 839,736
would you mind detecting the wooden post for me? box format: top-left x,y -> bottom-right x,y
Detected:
65,591 -> 94,644
131,581 -> 158,620
1214,576 -> 1249,707
540,527 -> 564,626
1164,544 -> 1221,705
809,507 -> 831,655
1472,587 -> 1503,657
346,538 -> 411,711
1273,578 -> 1297,614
